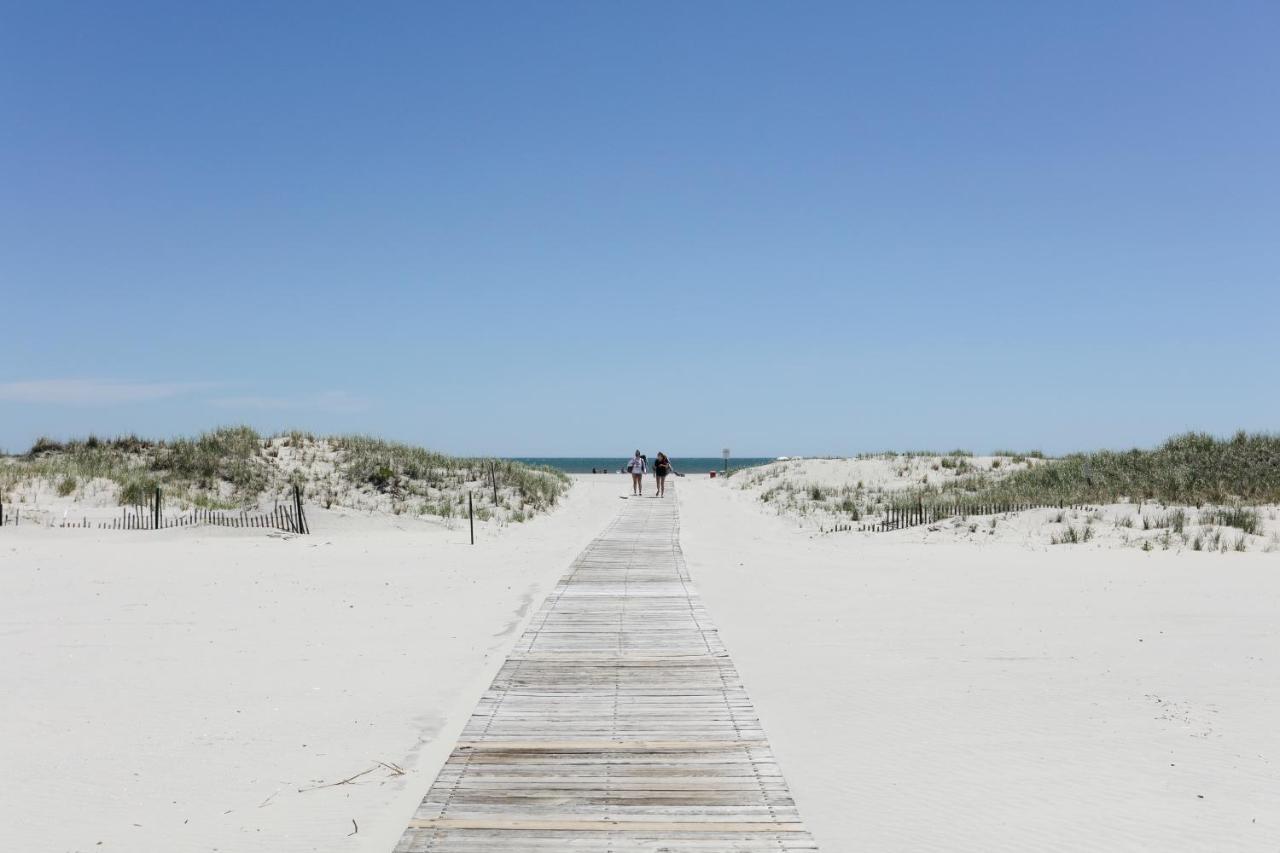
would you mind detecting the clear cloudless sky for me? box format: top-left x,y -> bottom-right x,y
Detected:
2,1 -> 1278,456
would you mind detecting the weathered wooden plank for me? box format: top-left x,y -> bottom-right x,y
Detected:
407,819 -> 809,832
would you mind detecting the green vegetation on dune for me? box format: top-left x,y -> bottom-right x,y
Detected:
751,434 -> 1279,545
4,427 -> 272,506
914,431 -> 1280,509
332,434 -> 568,513
1,427 -> 569,521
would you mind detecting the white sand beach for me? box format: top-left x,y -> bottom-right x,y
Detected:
3,467 -> 1279,851
681,472 -> 1280,851
1,477 -> 622,853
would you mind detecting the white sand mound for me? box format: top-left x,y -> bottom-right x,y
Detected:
732,457 -> 1280,553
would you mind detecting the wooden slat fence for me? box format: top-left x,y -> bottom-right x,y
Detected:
818,498 -> 1091,534
0,486 -> 310,533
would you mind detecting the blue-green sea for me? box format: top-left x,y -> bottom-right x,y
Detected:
512,457 -> 775,474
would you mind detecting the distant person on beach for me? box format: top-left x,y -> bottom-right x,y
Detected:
626,450 -> 645,495
654,452 -> 675,497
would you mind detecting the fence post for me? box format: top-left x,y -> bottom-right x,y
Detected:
154,487 -> 161,531
489,461 -> 499,505
292,485 -> 306,534
468,492 -> 475,545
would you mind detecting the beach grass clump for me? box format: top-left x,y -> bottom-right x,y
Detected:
1143,509 -> 1187,533
1200,506 -> 1261,535
1051,524 -> 1095,545
857,450 -> 940,459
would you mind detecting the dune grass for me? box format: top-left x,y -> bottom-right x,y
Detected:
1,427 -> 569,521
2,427 -> 272,507
331,434 -> 568,513
911,432 -> 1280,510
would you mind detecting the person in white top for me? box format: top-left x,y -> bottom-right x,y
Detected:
626,450 -> 646,495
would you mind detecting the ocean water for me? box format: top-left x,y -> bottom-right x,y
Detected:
512,457 -> 775,474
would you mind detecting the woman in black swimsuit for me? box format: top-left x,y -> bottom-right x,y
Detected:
654,452 -> 672,497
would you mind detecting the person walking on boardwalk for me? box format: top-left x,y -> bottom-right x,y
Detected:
653,452 -> 676,497
626,449 -> 646,495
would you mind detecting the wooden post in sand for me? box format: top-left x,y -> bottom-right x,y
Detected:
293,484 -> 307,535
154,487 -> 161,531
468,492 -> 475,545
489,461 -> 499,506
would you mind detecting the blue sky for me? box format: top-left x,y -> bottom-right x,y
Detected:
2,2 -> 1277,456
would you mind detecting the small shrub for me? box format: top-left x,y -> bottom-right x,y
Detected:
57,476 -> 77,497
28,437 -> 64,456
369,465 -> 395,492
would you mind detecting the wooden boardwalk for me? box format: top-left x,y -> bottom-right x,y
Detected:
392,488 -> 818,852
